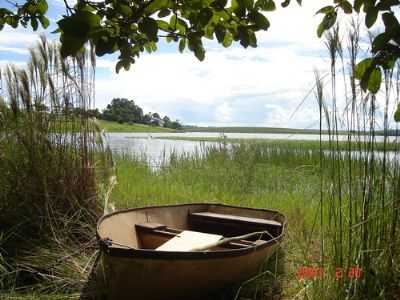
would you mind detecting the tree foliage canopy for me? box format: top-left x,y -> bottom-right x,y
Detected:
1,0 -> 399,94
100,98 -> 182,128
102,98 -> 144,123
0,0 -> 302,73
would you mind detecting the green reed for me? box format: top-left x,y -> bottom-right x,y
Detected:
310,23 -> 400,299
0,37 -> 112,295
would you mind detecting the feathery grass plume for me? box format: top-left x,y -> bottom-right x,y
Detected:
311,23 -> 400,299
0,36 -> 113,295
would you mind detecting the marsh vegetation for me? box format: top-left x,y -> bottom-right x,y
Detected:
0,23 -> 399,300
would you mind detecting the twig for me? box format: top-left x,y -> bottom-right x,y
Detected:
63,0 -> 74,14
291,283 -> 312,300
5,0 -> 19,8
233,269 -> 275,300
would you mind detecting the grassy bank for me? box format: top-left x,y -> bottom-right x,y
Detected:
98,120 -> 176,132
111,143 -> 323,299
110,139 -> 399,299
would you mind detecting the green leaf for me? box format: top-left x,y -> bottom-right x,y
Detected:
238,26 -> 250,47
255,0 -> 276,11
211,0 -> 228,10
317,22 -> 325,38
39,16 -> 49,29
169,15 -> 188,33
215,25 -> 226,43
179,38 -> 186,53
367,67 -> 382,94
58,11 -> 101,38
233,0 -> 246,17
242,0 -> 254,10
354,58 -> 373,80
36,0 -> 48,15
317,12 -> 337,38
60,36 -> 86,57
95,36 -> 117,56
204,24 -> 214,39
118,4 -> 132,17
316,6 -> 334,15
194,46 -> 205,61
31,18 -> 38,31
199,8 -> 213,26
394,104 -> 400,122
248,30 -> 257,47
365,6 -> 378,28
157,20 -> 170,31
158,8 -> 170,18
144,0 -> 168,15
8,16 -> 18,28
144,41 -> 157,53
222,31 -> 233,47
354,0 -> 363,12
340,1 -> 352,14
382,12 -> 400,31
139,17 -> 159,42
116,60 -> 124,73
281,0 -> 291,7
253,12 -> 270,30
372,33 -> 391,53
377,0 -> 400,10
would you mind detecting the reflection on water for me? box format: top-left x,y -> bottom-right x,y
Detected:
109,131 -> 398,141
106,132 -> 399,167
106,133 -> 218,167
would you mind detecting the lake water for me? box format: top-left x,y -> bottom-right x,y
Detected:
106,132 -> 399,167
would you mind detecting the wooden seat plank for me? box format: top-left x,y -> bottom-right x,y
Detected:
190,212 -> 281,227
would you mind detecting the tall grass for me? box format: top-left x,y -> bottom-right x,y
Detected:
107,23 -> 400,299
0,37 -> 112,295
311,23 -> 400,299
110,143 -> 334,299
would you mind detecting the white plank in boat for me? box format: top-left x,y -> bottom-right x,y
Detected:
190,212 -> 281,227
156,230 -> 222,252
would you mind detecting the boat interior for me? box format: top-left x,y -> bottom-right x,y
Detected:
98,204 -> 285,252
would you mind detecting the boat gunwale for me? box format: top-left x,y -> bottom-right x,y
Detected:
97,202 -> 287,260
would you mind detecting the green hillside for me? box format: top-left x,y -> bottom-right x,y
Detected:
99,120 -> 176,132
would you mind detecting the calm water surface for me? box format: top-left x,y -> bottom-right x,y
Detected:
106,132 -> 399,166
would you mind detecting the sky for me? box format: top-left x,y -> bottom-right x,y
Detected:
0,0 -> 396,128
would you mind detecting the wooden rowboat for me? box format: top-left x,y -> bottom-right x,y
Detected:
97,203 -> 286,300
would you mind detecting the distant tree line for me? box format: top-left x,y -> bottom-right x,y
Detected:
83,98 -> 182,129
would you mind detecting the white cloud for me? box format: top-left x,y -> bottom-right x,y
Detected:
95,40 -> 327,127
215,102 -> 233,123
0,26 -> 46,58
0,27 -> 41,47
0,46 -> 28,55
93,1 -> 353,128
0,60 -> 25,68
2,1 -> 392,129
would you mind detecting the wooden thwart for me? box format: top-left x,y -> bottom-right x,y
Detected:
189,212 -> 282,228
135,222 -> 268,251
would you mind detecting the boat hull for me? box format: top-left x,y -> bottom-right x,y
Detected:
97,203 -> 286,300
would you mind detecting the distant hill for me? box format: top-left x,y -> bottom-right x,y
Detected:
183,126 -> 330,134
183,126 -> 400,136
99,120 -> 176,133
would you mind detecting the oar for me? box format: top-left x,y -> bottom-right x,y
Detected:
191,230 -> 275,252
